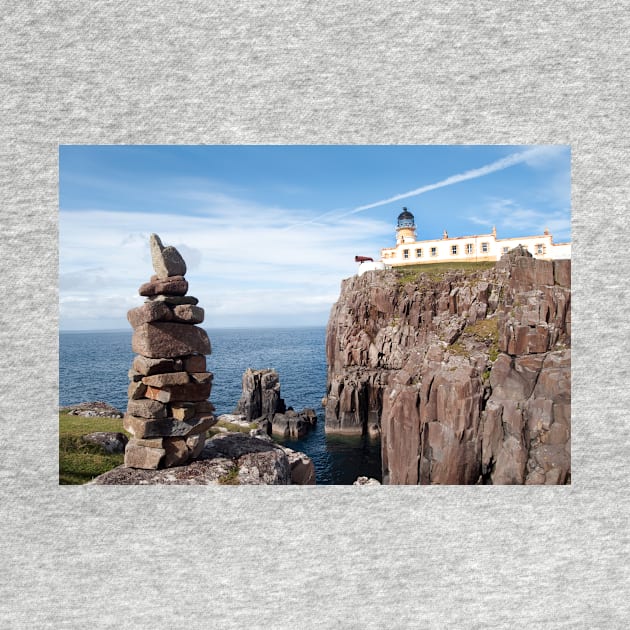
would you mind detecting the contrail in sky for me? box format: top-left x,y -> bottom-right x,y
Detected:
286,146 -> 558,229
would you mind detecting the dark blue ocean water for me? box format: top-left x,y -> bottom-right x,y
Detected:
59,327 -> 381,484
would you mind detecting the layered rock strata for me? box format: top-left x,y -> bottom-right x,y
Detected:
123,234 -> 217,469
325,249 -> 571,485
229,368 -> 317,439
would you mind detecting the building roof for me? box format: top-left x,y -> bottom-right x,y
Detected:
397,207 -> 414,222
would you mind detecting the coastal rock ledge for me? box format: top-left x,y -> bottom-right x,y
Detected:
90,433 -> 315,485
325,251 -> 571,485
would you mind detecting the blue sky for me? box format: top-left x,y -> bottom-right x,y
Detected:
59,145 -> 571,330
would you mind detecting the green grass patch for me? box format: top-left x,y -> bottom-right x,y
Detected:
448,318 -> 500,362
218,464 -> 240,485
465,318 -> 499,344
396,261 -> 496,285
59,413 -> 131,485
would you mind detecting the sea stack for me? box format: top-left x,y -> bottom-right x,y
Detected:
123,234 -> 216,469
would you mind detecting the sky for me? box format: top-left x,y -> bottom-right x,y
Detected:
59,145 -> 571,330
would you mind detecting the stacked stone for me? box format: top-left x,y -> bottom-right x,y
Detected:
123,234 -> 216,469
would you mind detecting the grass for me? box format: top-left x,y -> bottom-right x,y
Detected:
396,261 -> 496,285
59,413 -> 131,485
59,412 -> 258,485
218,464 -> 240,485
448,318 -> 500,362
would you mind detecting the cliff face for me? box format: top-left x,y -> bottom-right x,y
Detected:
324,252 -> 571,485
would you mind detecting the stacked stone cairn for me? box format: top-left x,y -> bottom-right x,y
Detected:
123,234 -> 216,469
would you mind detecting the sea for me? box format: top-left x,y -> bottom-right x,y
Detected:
59,327 -> 382,484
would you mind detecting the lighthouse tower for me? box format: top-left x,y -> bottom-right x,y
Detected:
396,207 -> 416,245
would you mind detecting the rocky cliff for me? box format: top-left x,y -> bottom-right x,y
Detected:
324,250 -> 571,485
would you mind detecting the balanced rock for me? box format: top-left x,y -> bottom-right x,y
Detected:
150,233 -> 187,279
139,275 -> 188,297
127,301 -> 173,328
123,413 -> 216,439
142,371 -> 190,388
147,295 -> 199,305
144,381 -> 212,403
123,234 -> 215,471
132,322 -> 211,358
132,355 -> 183,376
124,440 -> 166,469
171,304 -> 205,324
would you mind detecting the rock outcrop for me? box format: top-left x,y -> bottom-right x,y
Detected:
234,368 -> 286,421
230,368 -> 317,439
90,432 -> 315,485
353,476 -> 381,485
325,251 -> 571,485
123,234 -> 217,470
60,401 -> 123,418
82,432 -> 128,454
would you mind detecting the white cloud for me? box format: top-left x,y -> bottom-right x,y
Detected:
520,145 -> 569,169
59,195 -> 391,330
468,198 -> 571,240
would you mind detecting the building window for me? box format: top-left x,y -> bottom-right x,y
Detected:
502,246 -> 509,254
403,249 -> 409,259
465,243 -> 473,254
481,242 -> 489,253
430,247 -> 437,257
416,248 -> 423,258
536,243 -> 545,255
451,245 -> 458,255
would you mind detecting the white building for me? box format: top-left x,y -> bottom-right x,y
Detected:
381,208 -> 571,267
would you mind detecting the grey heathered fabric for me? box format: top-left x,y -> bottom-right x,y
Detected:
1,2 -> 628,628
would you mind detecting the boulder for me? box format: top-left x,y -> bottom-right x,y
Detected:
132,322 -> 211,358
141,371 -> 190,388
132,355 -> 183,376
82,432 -> 128,454
162,437 -> 189,467
124,441 -> 165,469
127,380 -> 147,400
190,372 -> 213,384
150,233 -> 187,279
216,413 -> 251,428
123,413 -> 216,439
172,304 -> 205,324
275,444 -> 316,484
126,398 -> 168,419
236,450 -> 291,485
271,413 -> 310,439
59,401 -> 123,418
144,381 -> 212,403
170,403 -> 196,421
139,275 -> 188,297
147,294 -> 199,305
182,355 -> 206,373
195,401 -> 216,414
186,433 -> 206,459
353,476 -> 381,485
127,300 -> 173,328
